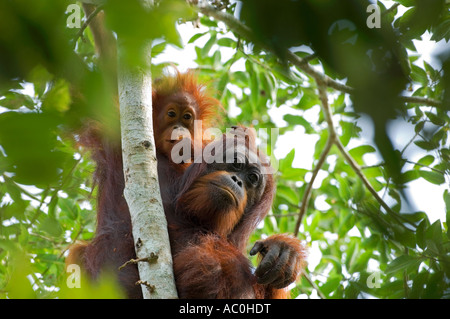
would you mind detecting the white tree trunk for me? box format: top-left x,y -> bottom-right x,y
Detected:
118,39 -> 178,299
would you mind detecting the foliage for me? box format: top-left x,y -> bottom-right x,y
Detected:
0,0 -> 449,299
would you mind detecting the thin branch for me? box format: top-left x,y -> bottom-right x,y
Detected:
400,95 -> 443,107
118,253 -> 159,271
135,280 -> 156,293
293,76 -> 338,236
362,160 -> 445,174
334,137 -> 415,228
1,174 -> 40,202
383,3 -> 400,16
74,4 -> 105,42
301,269 -> 326,299
269,213 -> 301,218
294,136 -> 333,237
404,160 -> 445,174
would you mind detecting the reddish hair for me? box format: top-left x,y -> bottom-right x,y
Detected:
152,69 -> 221,132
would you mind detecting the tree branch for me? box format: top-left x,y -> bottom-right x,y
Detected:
294,134 -> 333,237
117,1 -> 178,299
294,79 -> 336,236
118,253 -> 159,271
74,4 -> 105,42
301,269 -> 326,299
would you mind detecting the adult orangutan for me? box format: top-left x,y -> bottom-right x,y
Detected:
169,128 -> 307,298
66,69 -> 220,299
67,4 -> 305,299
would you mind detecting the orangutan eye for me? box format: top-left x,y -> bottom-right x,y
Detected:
232,156 -> 245,170
183,113 -> 192,120
168,110 -> 176,118
248,173 -> 260,185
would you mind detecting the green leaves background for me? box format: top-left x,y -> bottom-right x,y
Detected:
0,0 -> 449,298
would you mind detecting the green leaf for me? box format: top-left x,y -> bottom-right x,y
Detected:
392,224 -> 416,248
276,185 -> 299,206
249,67 -> 259,110
416,218 -> 429,250
320,276 -> 342,296
41,79 -> 71,113
425,220 -> 443,246
337,176 -> 351,202
187,32 -> 207,44
385,255 -> 422,275
416,155 -> 435,167
425,111 -> 446,126
216,37 -> 236,48
411,64 -> 428,84
400,170 -> 420,183
151,41 -> 166,58
352,178 -> 365,203
40,217 -> 62,238
0,92 -> 35,110
395,0 -> 415,7
279,148 -> 295,171
414,140 -> 439,150
409,272 -> 428,299
338,210 -> 355,238
345,240 -> 359,271
26,65 -> 53,98
281,167 -> 308,182
444,190 -> 450,239
59,198 -> 79,220
201,32 -> 217,58
349,250 -> 372,273
348,145 -> 376,163
414,121 -> 425,133
283,114 -> 314,133
418,170 -> 445,185
339,121 -> 357,146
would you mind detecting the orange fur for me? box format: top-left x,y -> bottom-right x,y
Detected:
174,234 -> 257,298
153,69 -> 220,133
65,242 -> 88,269
179,171 -> 248,237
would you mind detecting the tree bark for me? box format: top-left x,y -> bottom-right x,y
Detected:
115,1 -> 178,297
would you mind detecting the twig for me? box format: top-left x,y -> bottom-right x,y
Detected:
118,253 -> 159,271
400,95 -> 443,108
293,79 -> 416,234
294,80 -> 336,236
363,159 -> 445,174
301,269 -> 326,299
294,136 -> 333,237
383,3 -> 400,16
334,137 -> 415,228
1,174 -> 42,202
136,280 -> 156,293
74,4 -> 105,42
